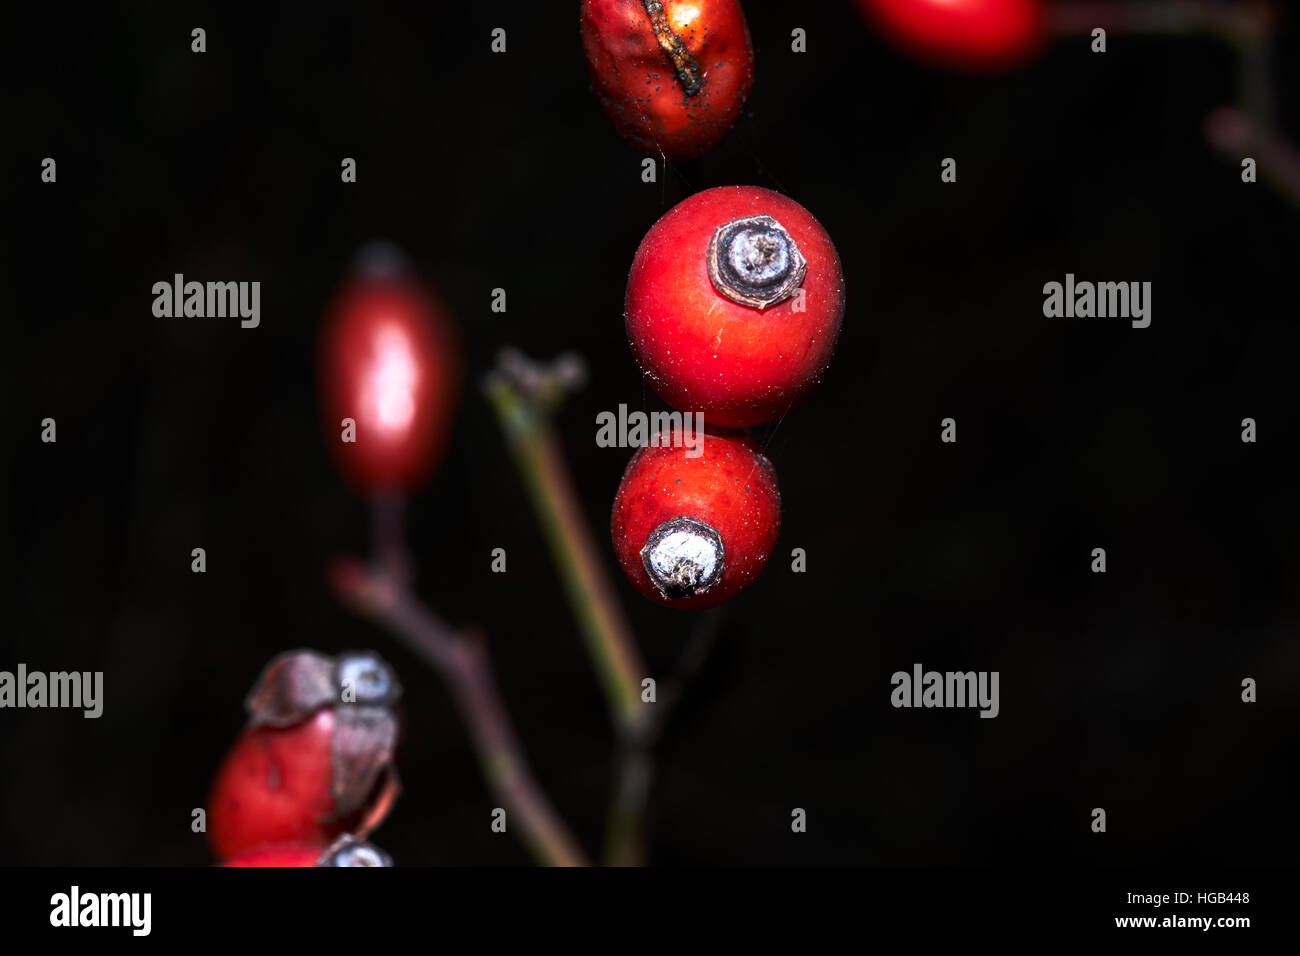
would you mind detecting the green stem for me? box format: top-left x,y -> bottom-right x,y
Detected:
486,377 -> 646,728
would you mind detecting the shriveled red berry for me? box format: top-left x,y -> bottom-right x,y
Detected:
611,429 -> 780,609
318,243 -> 460,495
580,0 -> 754,160
208,650 -> 402,861
854,0 -> 1044,72
625,186 -> 845,428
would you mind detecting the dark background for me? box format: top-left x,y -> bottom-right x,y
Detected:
2,0 -> 1298,866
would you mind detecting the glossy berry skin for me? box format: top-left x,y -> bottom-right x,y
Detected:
625,186 -> 845,428
855,0 -> 1044,72
611,430 -> 780,609
319,272 -> 460,494
580,0 -> 754,160
220,843 -> 327,867
208,711 -> 341,861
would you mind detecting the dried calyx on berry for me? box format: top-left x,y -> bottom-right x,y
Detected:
245,649 -> 402,826
245,649 -> 402,726
640,515 -> 726,600
707,215 -> 806,310
317,834 -> 393,867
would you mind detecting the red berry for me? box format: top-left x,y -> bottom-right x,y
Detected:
219,843 -> 327,867
219,836 -> 392,867
318,244 -> 460,495
854,0 -> 1044,72
611,429 -> 780,609
625,185 -> 845,428
208,651 -> 402,861
580,0 -> 754,160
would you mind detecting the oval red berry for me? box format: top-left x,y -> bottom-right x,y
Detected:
318,271 -> 460,494
855,0 -> 1045,72
581,0 -> 754,160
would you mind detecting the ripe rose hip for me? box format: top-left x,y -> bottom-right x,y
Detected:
208,650 -> 402,861
854,0 -> 1044,72
220,844 -> 326,867
625,185 -> 845,428
318,243 -> 461,495
580,0 -> 754,160
611,429 -> 780,608
220,836 -> 393,867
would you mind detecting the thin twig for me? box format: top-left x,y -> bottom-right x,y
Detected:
1052,2 -> 1300,206
331,555 -> 590,867
1048,1 -> 1272,40
485,349 -> 659,864
484,350 -> 732,865
1205,107 -> 1300,207
603,608 -> 727,865
484,351 -> 647,728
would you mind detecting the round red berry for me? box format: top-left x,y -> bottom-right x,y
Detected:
318,245 -> 460,495
208,651 -> 402,861
624,185 -> 845,428
580,0 -> 754,160
611,429 -> 780,609
855,0 -> 1044,72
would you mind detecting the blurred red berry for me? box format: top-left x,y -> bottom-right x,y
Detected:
625,185 -> 845,428
220,835 -> 393,867
580,0 -> 754,160
318,245 -> 460,494
219,843 -> 327,867
208,650 -> 401,861
855,0 -> 1044,72
611,429 -> 780,609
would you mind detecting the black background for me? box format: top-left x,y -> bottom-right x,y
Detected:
2,0 -> 1298,866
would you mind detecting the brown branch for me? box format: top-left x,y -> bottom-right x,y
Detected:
1048,1 -> 1273,40
330,555 -> 590,867
1205,108 -> 1300,208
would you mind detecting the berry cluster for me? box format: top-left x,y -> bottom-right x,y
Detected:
202,0 -> 1058,866
587,7 -> 847,610
612,186 -> 845,609
208,650 -> 401,867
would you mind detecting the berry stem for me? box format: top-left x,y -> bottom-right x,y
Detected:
486,349 -> 657,866
331,556 -> 590,866
483,350 -> 729,865
370,489 -> 411,589
484,352 -> 647,728
602,606 -> 725,865
641,0 -> 703,97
